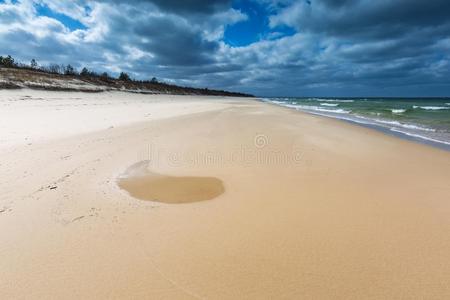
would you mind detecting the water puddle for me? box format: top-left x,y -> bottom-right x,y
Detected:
117,161 -> 224,204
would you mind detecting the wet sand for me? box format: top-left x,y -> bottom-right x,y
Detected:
0,90 -> 450,299
118,161 -> 225,203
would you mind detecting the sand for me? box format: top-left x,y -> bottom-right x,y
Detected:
0,89 -> 450,299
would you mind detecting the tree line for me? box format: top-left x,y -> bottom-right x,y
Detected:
0,54 -> 253,97
0,55 -> 159,83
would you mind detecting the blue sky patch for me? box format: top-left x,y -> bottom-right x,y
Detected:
224,0 -> 294,47
35,3 -> 86,31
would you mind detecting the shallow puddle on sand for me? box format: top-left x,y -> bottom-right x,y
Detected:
117,161 -> 224,203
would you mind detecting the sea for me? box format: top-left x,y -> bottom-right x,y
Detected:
262,97 -> 450,150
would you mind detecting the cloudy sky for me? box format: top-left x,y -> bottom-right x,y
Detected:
1,0 -> 449,96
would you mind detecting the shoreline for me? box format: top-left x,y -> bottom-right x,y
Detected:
260,98 -> 450,151
1,90 -> 450,298
303,109 -> 450,151
340,116 -> 450,151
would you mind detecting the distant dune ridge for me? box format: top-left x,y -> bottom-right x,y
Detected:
0,58 -> 252,97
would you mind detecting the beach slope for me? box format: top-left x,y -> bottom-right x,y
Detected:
0,90 -> 449,299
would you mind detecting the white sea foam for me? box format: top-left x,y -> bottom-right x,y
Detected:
372,119 -> 435,131
271,100 -> 285,104
390,128 -> 450,146
413,106 -> 449,110
400,124 -> 435,132
267,100 -> 351,114
320,103 -> 339,107
305,112 -> 375,126
314,98 -> 354,103
260,98 -> 274,103
309,113 -> 439,136
264,98 -> 442,142
295,105 -> 350,114
373,119 -> 403,126
320,114 -> 436,132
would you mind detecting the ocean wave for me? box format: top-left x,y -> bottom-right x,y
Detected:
295,105 -> 350,114
270,100 -> 285,104
320,103 -> 339,107
390,128 -> 450,146
266,100 -> 350,114
263,98 -> 449,148
304,112 -> 375,126
313,98 -> 354,103
304,111 -> 439,136
373,119 -> 435,131
265,98 -> 439,134
413,106 -> 449,110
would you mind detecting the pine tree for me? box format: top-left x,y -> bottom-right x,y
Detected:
2,55 -> 15,68
30,59 -> 38,69
80,67 -> 89,77
64,64 -> 76,75
100,72 -> 109,80
119,72 -> 131,81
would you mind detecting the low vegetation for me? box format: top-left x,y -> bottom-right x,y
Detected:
0,55 -> 252,97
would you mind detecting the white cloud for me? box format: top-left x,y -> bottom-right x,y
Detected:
1,0 -> 449,96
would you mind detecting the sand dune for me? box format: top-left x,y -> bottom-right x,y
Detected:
0,90 -> 449,299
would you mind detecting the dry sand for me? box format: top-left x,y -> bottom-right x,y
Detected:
0,89 -> 450,299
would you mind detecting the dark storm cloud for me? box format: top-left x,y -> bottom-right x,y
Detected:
0,0 -> 449,96
91,0 -> 232,15
262,0 -> 450,96
127,0 -> 231,14
132,18 -> 219,65
272,0 -> 450,39
320,0 -> 356,8
94,3 -> 221,67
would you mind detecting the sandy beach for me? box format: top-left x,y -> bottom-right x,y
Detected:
1,89 -> 450,299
